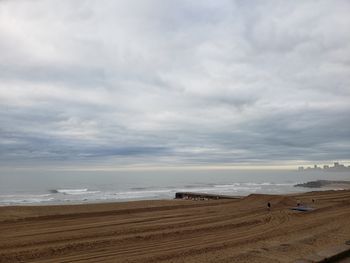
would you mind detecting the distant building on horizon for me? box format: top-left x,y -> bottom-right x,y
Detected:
297,162 -> 350,172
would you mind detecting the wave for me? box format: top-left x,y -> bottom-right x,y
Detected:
183,185 -> 202,189
240,182 -> 296,186
1,181 -> 300,205
0,194 -> 55,205
130,187 -> 149,191
214,183 -> 241,188
50,189 -> 100,195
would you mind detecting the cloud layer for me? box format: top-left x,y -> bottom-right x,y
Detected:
1,0 -> 350,167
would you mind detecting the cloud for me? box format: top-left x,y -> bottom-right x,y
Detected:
0,0 -> 350,167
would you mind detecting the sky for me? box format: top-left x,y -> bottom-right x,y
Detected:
0,0 -> 350,170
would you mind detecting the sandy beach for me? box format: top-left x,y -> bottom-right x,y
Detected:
1,190 -> 350,263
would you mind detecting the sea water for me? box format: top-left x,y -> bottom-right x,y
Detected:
0,169 -> 349,205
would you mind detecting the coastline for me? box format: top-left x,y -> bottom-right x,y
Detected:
294,180 -> 350,190
1,189 -> 350,262
4,178 -> 350,207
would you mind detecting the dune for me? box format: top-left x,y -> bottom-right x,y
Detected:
0,190 -> 350,262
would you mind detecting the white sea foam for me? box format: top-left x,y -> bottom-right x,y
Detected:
54,189 -> 100,195
0,181 -> 301,205
0,194 -> 55,205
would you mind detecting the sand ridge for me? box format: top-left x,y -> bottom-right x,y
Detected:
0,190 -> 350,262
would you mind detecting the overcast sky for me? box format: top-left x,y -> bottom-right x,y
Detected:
0,0 -> 349,169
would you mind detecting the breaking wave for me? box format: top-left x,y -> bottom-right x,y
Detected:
50,189 -> 100,195
1,182 -> 300,206
0,194 -> 55,205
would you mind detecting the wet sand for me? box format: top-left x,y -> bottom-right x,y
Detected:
1,190 -> 350,262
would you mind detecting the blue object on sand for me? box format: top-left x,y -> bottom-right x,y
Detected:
291,206 -> 314,211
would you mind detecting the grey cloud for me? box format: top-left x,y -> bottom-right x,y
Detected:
0,0 -> 349,167
0,64 -> 107,87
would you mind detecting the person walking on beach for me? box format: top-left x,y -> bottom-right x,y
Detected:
267,202 -> 271,211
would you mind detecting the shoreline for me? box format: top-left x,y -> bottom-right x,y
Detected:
0,187 -> 345,215
2,183 -> 349,208
294,179 -> 350,189
1,189 -> 350,262
3,179 -> 350,207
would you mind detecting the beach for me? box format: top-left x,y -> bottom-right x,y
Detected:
1,190 -> 350,262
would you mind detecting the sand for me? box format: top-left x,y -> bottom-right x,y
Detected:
1,190 -> 350,262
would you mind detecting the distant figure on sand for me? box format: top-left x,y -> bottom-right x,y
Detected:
267,202 -> 271,210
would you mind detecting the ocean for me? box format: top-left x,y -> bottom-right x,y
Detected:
0,169 -> 349,206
